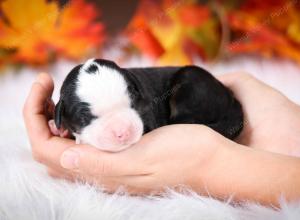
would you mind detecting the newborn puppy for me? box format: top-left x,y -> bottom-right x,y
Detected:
49,59 -> 243,152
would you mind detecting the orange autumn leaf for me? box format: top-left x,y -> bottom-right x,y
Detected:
158,42 -> 192,65
128,27 -> 165,59
0,0 -> 58,63
126,0 -> 219,65
50,0 -> 105,59
0,0 -> 105,65
227,8 -> 300,63
178,5 -> 211,27
182,38 -> 207,60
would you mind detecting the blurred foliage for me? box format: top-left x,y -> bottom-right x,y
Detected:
0,0 -> 105,66
125,0 -> 300,65
0,0 -> 300,68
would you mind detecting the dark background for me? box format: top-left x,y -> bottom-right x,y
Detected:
60,0 -> 139,35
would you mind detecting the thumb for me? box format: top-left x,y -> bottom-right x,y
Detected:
60,145 -> 144,177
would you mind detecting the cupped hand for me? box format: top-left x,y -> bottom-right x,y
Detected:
218,72 -> 300,156
23,72 -> 300,203
56,124 -> 230,194
23,73 -> 75,173
23,73 -> 233,194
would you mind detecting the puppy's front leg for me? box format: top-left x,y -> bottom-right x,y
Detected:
48,119 -> 70,138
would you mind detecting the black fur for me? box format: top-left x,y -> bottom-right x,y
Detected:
55,65 -> 96,134
86,64 -> 98,74
55,59 -> 244,139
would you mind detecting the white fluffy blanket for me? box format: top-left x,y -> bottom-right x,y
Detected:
1,56 -> 300,220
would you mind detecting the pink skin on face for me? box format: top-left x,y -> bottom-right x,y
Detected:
48,108 -> 144,152
79,108 -> 144,152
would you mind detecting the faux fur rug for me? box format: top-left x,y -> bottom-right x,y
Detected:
1,56 -> 300,220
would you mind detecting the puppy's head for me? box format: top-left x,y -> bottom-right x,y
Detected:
55,59 -> 144,152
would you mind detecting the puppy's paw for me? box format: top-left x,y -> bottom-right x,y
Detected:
48,119 -> 69,138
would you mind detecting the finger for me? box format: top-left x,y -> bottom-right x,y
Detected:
216,72 -> 262,106
23,73 -> 55,142
101,184 -> 153,195
45,98 -> 55,120
24,73 -> 54,115
47,165 -> 164,196
47,167 -> 75,181
36,72 -> 54,95
217,72 -> 256,87
24,83 -> 52,142
79,175 -> 153,195
49,120 -> 60,136
47,167 -> 173,196
48,166 -> 128,193
218,72 -> 284,105
109,173 -> 155,190
47,166 -> 97,184
59,145 -> 151,177
34,136 -> 76,167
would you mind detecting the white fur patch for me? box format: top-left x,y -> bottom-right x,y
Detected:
79,108 -> 144,151
76,59 -> 131,116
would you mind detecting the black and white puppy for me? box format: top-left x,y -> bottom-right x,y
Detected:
49,59 -> 243,152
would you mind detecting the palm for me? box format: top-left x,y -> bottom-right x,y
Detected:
220,73 -> 300,156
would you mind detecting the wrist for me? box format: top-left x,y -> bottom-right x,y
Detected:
195,140 -> 300,205
189,131 -> 239,196
198,140 -> 241,198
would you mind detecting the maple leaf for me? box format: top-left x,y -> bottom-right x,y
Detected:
0,0 -> 105,65
50,0 -> 105,59
227,5 -> 300,64
126,0 -> 219,65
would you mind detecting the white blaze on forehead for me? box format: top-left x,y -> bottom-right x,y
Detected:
76,59 -> 131,115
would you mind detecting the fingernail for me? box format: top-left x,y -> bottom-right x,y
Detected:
36,73 -> 49,84
60,149 -> 79,169
35,73 -> 44,81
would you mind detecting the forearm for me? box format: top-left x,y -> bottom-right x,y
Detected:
196,142 -> 300,206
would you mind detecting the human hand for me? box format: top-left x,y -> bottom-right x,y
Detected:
50,124 -> 231,194
23,73 -> 234,194
219,73 -> 300,156
23,73 -> 300,205
23,73 -> 77,177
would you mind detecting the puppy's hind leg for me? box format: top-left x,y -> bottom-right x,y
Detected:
168,66 -> 243,139
206,98 -> 244,139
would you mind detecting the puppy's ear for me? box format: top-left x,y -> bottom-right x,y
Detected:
54,100 -> 64,129
94,59 -> 118,68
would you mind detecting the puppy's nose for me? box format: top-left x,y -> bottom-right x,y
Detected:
112,127 -> 131,143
